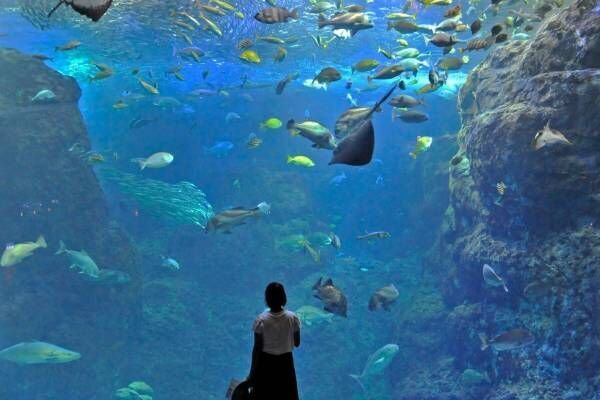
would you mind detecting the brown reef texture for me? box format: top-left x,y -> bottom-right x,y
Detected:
0,48 -> 141,399
422,1 -> 600,399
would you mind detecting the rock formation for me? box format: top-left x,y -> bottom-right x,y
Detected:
0,48 -> 141,399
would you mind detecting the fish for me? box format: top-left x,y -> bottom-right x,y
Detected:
112,100 -> 128,109
352,59 -> 380,73
55,240 -> 101,278
138,78 -> 159,95
55,39 -> 81,51
479,329 -> 534,351
313,67 -> 341,84
48,0 -> 113,22
256,35 -> 286,44
31,89 -> 56,103
129,116 -> 156,129
327,232 -> 342,249
131,152 -> 174,170
523,281 -> 554,299
287,120 -> 337,150
495,33 -> 509,43
174,20 -> 195,31
357,231 -> 391,240
246,133 -> 263,148
393,47 -> 421,59
318,12 -> 374,36
388,21 -> 434,34
460,37 -> 494,52
444,5 -> 461,17
389,95 -> 423,108
275,72 -> 299,94
160,255 -> 180,271
197,3 -> 226,15
273,47 -> 287,62
368,65 -> 405,81
437,55 -> 469,70
1,236 -> 47,267
89,61 -> 113,81
303,240 -> 321,263
295,305 -> 334,326
310,1 -> 336,13
0,342 -> 80,364
532,122 -> 572,150
237,38 -> 253,49
424,32 -> 462,47
260,118 -> 282,129
368,284 -> 399,311
496,181 -> 507,195
482,264 -> 509,292
410,136 -> 433,158
334,107 -> 378,139
386,12 -> 416,20
205,202 -> 270,233
254,7 -> 299,23
435,18 -> 461,32
312,277 -> 348,317
330,83 -> 398,166
198,13 -> 223,36
470,18 -> 482,34
175,47 -> 205,62
239,49 -> 261,64
393,109 -> 429,123
204,141 -> 234,157
491,24 -> 503,36
329,173 -> 347,186
225,112 -> 241,123
83,269 -> 131,285
396,38 -> 409,47
287,155 -> 315,167
350,344 -> 399,394
377,47 -> 394,60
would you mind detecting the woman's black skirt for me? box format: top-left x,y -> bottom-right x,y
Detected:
252,351 -> 299,400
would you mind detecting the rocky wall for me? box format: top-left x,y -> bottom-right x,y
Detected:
423,1 -> 600,398
0,48 -> 142,399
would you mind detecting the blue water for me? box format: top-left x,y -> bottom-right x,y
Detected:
0,0 -> 581,399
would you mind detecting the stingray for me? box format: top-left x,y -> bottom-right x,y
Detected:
48,0 -> 113,22
329,81 -> 400,166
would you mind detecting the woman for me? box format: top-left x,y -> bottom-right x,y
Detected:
248,282 -> 301,400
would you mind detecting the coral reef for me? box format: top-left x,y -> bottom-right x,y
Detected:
0,48 -> 141,398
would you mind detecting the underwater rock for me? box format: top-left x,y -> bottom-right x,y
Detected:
425,1 -> 600,398
0,48 -> 141,399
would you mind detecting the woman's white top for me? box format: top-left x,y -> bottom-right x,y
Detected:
253,310 -> 301,355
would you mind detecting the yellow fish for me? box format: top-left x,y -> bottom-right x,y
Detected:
211,0 -> 235,11
409,136 -> 433,159
287,155 -> 315,167
138,78 -> 159,95
198,13 -> 223,36
260,118 -> 282,129
1,236 -> 47,267
240,49 -> 261,64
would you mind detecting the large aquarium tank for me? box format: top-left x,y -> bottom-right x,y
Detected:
0,0 -> 598,399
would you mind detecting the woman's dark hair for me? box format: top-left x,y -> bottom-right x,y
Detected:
265,282 -> 287,309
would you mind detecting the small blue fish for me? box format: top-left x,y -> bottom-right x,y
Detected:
375,175 -> 384,186
330,172 -> 347,186
204,141 -> 234,157
225,112 -> 241,123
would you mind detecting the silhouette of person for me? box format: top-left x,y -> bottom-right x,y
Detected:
248,282 -> 301,400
